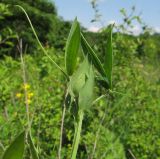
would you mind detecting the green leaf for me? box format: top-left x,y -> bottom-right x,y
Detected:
69,57 -> 90,95
104,25 -> 113,88
2,131 -> 25,159
28,133 -> 39,159
71,110 -> 84,159
65,18 -> 80,76
78,65 -> 94,110
81,33 -> 109,88
5,41 -> 14,47
96,76 -> 109,89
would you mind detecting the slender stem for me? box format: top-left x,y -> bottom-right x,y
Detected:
71,111 -> 84,159
92,94 -> 107,105
3,106 -> 9,120
90,108 -> 107,159
18,39 -> 30,131
58,101 -> 66,159
128,149 -> 137,159
109,89 -> 125,96
0,141 -> 5,151
15,5 -> 69,80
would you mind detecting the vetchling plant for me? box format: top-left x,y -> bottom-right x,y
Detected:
1,5 -> 113,159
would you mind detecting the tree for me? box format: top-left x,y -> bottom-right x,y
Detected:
0,0 -> 65,56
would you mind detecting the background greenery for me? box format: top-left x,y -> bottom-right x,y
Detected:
0,0 -> 160,159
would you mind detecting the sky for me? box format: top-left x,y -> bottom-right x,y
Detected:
53,0 -> 160,34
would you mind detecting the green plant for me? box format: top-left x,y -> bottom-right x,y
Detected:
1,5 -> 114,159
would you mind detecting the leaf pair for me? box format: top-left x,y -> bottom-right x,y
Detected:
2,132 -> 39,159
65,18 -> 113,89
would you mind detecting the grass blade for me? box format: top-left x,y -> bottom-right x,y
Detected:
2,131 -> 25,159
104,25 -> 113,88
65,18 -> 80,76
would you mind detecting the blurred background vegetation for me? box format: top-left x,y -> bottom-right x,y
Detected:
0,0 -> 160,158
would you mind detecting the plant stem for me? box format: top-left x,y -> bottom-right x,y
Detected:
58,102 -> 66,159
0,141 -> 5,151
15,5 -> 69,80
128,149 -> 137,159
90,108 -> 107,159
71,111 -> 84,159
18,39 -> 30,131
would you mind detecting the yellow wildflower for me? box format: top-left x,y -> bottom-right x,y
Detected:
16,93 -> 22,98
25,99 -> 31,104
23,83 -> 30,90
28,92 -> 34,98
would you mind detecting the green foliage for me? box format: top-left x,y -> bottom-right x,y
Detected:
2,131 -> 25,159
0,4 -> 17,56
65,18 -> 80,76
69,58 -> 90,96
104,25 -> 113,88
78,64 -> 94,111
81,33 -> 106,77
84,127 -> 126,159
81,33 -> 110,89
0,1 -> 71,57
80,25 -> 160,159
0,3 -> 12,19
0,1 -> 160,159
28,133 -> 39,159
1,31 -> 160,158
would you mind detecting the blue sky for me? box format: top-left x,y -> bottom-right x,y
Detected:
54,0 -> 160,33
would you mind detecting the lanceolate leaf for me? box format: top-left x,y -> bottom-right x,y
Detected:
81,33 -> 106,77
104,25 -> 113,89
81,33 -> 109,89
65,18 -> 80,76
96,76 -> 109,90
28,133 -> 39,159
2,131 -> 25,159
